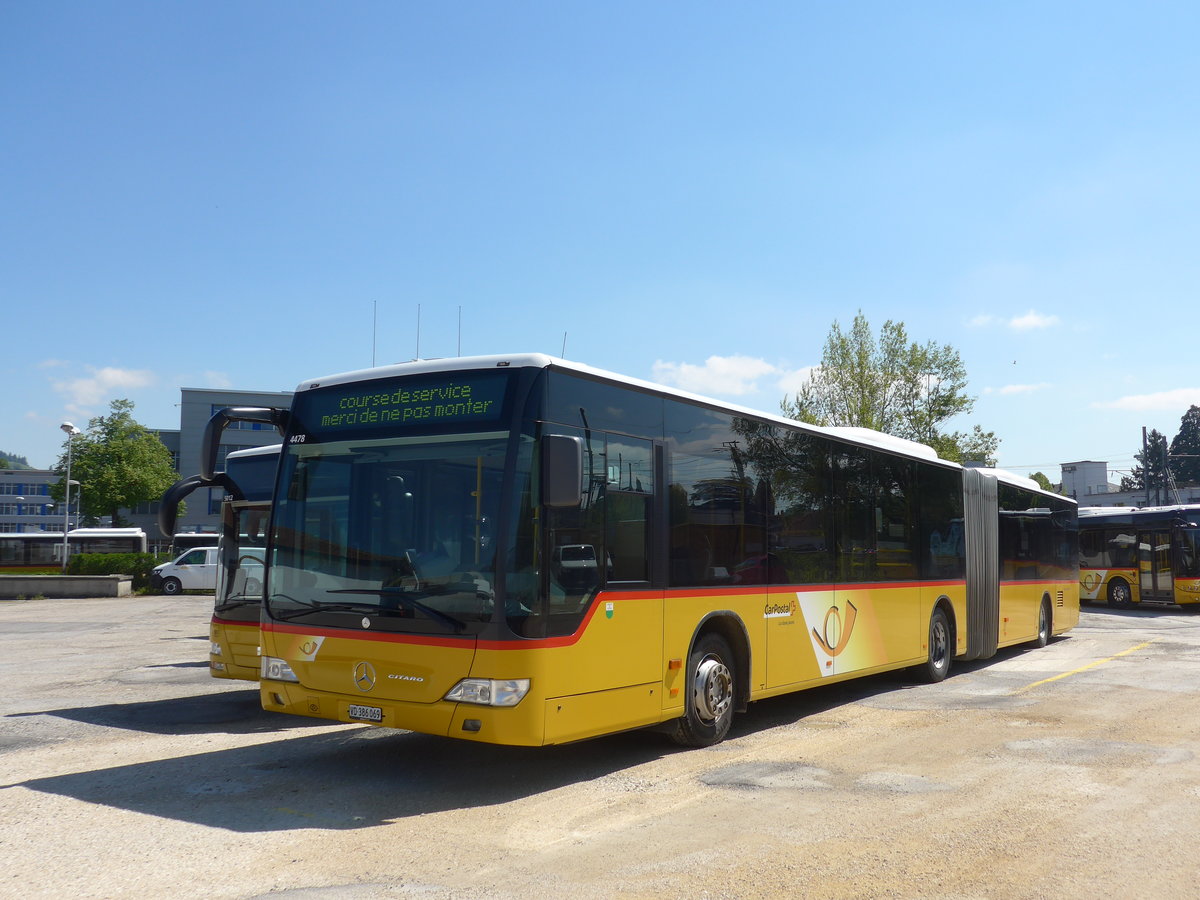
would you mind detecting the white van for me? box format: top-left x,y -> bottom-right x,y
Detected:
152,547 -> 219,595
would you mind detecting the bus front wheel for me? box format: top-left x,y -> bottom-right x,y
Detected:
162,577 -> 182,596
1108,579 -> 1132,609
670,632 -> 735,748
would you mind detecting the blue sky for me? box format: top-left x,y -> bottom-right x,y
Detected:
4,3 -> 1199,481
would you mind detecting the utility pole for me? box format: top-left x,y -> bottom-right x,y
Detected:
1143,427 -> 1151,507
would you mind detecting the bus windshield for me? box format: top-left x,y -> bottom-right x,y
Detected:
214,501 -> 269,615
267,432 -> 514,634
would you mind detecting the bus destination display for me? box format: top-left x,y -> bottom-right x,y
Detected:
302,373 -> 509,434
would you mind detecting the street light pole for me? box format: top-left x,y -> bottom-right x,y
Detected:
60,422 -> 80,574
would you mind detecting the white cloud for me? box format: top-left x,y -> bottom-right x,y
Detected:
776,366 -> 818,397
204,371 -> 233,389
986,383 -> 1053,396
1093,388 -> 1200,412
52,366 -> 157,407
652,355 -> 779,396
37,358 -> 71,369
966,310 -> 1060,331
1009,310 -> 1060,331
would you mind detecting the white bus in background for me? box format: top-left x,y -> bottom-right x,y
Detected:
0,527 -> 147,568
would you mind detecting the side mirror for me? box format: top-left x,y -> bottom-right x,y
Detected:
201,407 -> 289,480
542,435 -> 583,508
157,472 -> 241,537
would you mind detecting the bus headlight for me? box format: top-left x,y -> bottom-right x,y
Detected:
260,656 -> 300,683
445,678 -> 530,707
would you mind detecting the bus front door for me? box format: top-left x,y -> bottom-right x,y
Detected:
1138,530 -> 1174,601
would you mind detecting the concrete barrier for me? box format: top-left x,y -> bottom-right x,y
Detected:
0,575 -> 133,599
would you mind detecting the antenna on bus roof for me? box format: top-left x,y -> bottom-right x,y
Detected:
416,303 -> 421,360
562,332 -> 567,358
458,305 -> 462,356
372,300 -> 377,367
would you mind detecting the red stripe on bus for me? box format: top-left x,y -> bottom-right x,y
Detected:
261,580 -> 974,650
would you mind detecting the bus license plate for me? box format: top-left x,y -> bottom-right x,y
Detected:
348,704 -> 383,722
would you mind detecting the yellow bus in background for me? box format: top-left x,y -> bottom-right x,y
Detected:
213,354 -> 1077,747
159,443 -> 282,680
1078,505 -> 1200,608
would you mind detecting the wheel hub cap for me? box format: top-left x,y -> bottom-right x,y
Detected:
693,657 -> 732,723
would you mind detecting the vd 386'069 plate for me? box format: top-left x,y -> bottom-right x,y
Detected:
347,704 -> 383,722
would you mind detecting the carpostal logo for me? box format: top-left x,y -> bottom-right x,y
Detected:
764,599 -> 799,619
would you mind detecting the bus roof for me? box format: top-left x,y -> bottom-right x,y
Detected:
1080,504 -> 1200,519
293,353 -> 1070,505
225,444 -> 282,460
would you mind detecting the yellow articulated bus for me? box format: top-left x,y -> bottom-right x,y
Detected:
1079,505 -> 1200,609
215,354 -> 1076,747
159,443 -> 283,680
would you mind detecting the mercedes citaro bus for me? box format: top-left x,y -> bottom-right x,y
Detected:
203,354 -> 1077,747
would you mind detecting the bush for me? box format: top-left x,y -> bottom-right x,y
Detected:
67,552 -> 170,591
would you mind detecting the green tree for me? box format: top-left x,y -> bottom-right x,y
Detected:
0,451 -> 33,469
782,311 -> 998,465
51,399 -> 178,526
1169,405 -> 1200,485
1028,471 -> 1055,492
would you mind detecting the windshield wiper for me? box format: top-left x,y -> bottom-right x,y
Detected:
270,596 -> 383,622
329,588 -> 466,632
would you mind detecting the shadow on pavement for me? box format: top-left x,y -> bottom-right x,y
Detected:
1081,603 -> 1200,618
6,689 -> 326,735
9,725 -> 672,832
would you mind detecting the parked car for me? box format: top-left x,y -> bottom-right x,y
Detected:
151,546 -> 219,595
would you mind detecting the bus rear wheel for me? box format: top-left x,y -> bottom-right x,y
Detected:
917,607 -> 951,683
1108,579 -> 1132,609
670,632 -> 735,748
1033,597 -> 1052,648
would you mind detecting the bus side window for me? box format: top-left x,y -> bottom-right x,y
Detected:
1108,530 -> 1135,568
604,437 -> 653,584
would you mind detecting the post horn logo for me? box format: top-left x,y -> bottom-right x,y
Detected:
812,600 -> 859,657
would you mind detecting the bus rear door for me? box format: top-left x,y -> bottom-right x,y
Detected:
1139,530 -> 1174,602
